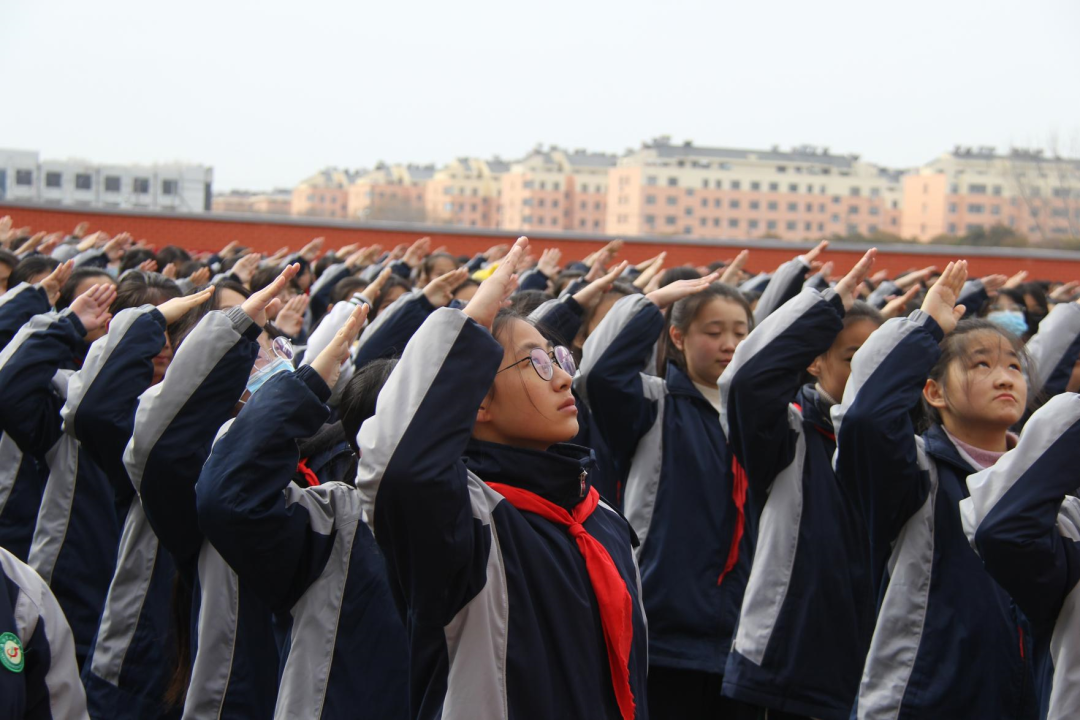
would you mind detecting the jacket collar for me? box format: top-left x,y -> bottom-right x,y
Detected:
464,439 -> 596,511
795,384 -> 835,435
664,362 -> 709,401
922,423 -> 976,475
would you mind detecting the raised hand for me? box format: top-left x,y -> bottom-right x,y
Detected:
299,237 -> 325,262
833,249 -> 876,311
219,240 -> 241,259
464,237 -> 529,329
38,260 -> 74,306
336,243 -> 360,258
157,286 -> 216,324
1004,270 -> 1028,289
70,283 -> 117,335
40,233 -> 65,255
719,250 -> 749,286
881,284 -> 921,320
274,294 -> 310,337
76,231 -> 107,252
15,232 -> 47,256
633,253 -> 666,290
138,259 -> 159,274
979,274 -> 1008,294
242,263 -> 299,326
870,269 -> 891,284
359,266 -> 394,305
402,237 -> 431,268
423,267 -> 470,308
920,260 -> 968,335
189,266 -> 212,286
817,261 -> 835,283
161,263 -> 178,279
483,244 -> 510,262
537,248 -> 562,278
895,265 -> 937,290
232,252 -> 262,286
800,240 -> 829,269
310,303 -> 369,389
103,233 -> 133,262
1050,280 -> 1080,302
267,246 -> 290,264
345,246 -> 381,270
388,243 -> 408,262
576,261 -> 630,309
73,222 -> 90,238
646,271 -> 721,309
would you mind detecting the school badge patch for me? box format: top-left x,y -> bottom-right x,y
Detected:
1,632 -> 23,673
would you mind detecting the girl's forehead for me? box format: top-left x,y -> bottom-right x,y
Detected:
695,296 -> 749,323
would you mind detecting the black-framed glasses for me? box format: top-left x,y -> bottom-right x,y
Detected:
498,346 -> 576,381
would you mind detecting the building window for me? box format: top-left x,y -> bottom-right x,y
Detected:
702,179 -> 709,189
729,219 -> 739,228
991,205 -> 1001,216
786,221 -> 797,230
580,183 -> 589,193
645,195 -> 656,205
667,177 -> 678,187
75,173 -> 92,190
751,181 -> 761,191
539,181 -> 546,190
593,220 -> 600,229
730,200 -> 741,209
714,199 -> 721,208
684,226 -> 693,234
538,199 -> 546,207
714,180 -> 722,190
645,215 -> 656,224
552,199 -> 559,208
850,187 -> 861,197
105,176 -> 121,192
700,218 -> 708,227
805,221 -> 812,231
767,220 -> 777,230
869,206 -> 880,215
15,169 -> 33,186
523,198 -> 534,207
45,172 -> 62,188
831,214 -> 840,223
949,184 -> 959,194
750,201 -> 760,210
713,218 -> 721,227
777,166 -> 787,173
731,181 -> 741,190
537,217 -> 545,225
966,223 -> 984,232
470,203 -> 478,211
665,216 -> 677,225
948,203 -> 958,212
870,188 -> 881,198
788,183 -> 798,193
948,223 -> 957,233
848,206 -> 859,215
768,201 -> 778,211
768,182 -> 779,192
992,185 -> 1002,196
553,182 -> 560,191
969,184 -> 987,195
701,198 -> 708,208
818,203 -> 825,212
580,219 -> 587,228
133,177 -> 149,194
749,219 -> 759,229
162,179 -> 178,195
787,202 -> 798,211
684,207 -> 693,216
646,176 -> 658,186
666,196 -> 677,206
523,180 -> 535,189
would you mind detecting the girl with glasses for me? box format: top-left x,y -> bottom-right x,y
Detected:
355,237 -> 649,720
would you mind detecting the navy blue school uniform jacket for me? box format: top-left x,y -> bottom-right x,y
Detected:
0,546 -> 88,720
718,289 -> 874,719
576,293 -> 756,675
128,307 -> 280,720
963,393 -> 1080,719
0,310 -> 120,667
0,284 -> 53,560
354,307 -> 649,720
753,256 -> 810,325
833,311 -> 1037,719
197,366 -> 409,720
63,307 -> 179,719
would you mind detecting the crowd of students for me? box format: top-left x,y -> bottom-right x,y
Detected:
1,214 -> 1079,719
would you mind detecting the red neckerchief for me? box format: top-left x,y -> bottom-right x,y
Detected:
486,483 -> 635,720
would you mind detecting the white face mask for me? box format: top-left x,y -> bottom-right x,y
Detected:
245,336 -> 295,397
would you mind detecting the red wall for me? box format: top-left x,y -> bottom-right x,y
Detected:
5,203 -> 1080,281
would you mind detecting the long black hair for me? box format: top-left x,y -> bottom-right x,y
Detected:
658,283 -> 753,378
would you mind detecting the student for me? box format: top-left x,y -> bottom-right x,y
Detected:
195,303 -> 409,719
73,288 -> 213,720
355,237 -> 649,719
833,261 -> 1037,718
0,282 -> 118,668
575,269 -> 758,719
962,393 -> 1080,719
0,545 -> 88,720
718,250 -> 882,719
128,265 -> 301,718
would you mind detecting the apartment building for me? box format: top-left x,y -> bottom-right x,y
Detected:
291,168 -> 362,219
901,147 -> 1080,242
605,137 -> 902,241
346,164 -> 433,222
426,157 -> 508,228
500,147 -> 616,233
212,189 -> 292,215
0,148 -> 213,213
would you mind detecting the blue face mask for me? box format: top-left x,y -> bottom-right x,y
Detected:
245,357 -> 293,396
987,310 -> 1028,337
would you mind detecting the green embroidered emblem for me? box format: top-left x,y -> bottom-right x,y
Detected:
0,632 -> 23,673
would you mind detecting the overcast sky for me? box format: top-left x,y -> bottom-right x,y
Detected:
2,0 -> 1077,191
